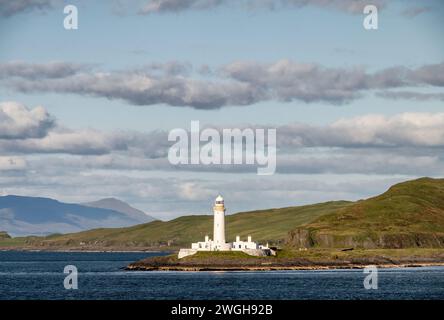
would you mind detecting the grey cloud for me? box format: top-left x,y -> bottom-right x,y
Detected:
0,128 -> 171,156
3,60 -> 444,108
401,6 -> 432,18
275,152 -> 444,175
0,61 -> 90,80
7,69 -> 262,109
223,60 -> 366,104
140,0 -> 224,14
376,91 -> 444,101
0,0 -> 58,17
140,0 -> 387,14
19,144 -> 444,176
410,62 -> 444,87
223,61 -> 444,104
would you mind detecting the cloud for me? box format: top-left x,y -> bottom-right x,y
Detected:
0,127 -> 172,156
0,156 -> 431,221
140,0 -> 225,14
0,129 -> 127,155
376,91 -> 444,101
1,104 -> 441,177
409,62 -> 444,87
274,151 -> 444,175
0,61 -> 87,80
0,156 -> 27,171
401,6 -> 432,18
139,0 -> 387,14
0,101 -> 170,156
2,60 -> 444,109
2,62 -> 261,109
277,112 -> 444,148
0,101 -> 55,139
0,0 -> 58,17
2,100 -> 444,159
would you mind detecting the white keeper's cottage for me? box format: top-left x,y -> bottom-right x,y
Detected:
178,195 -> 274,258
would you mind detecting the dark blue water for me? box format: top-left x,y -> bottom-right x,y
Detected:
0,251 -> 443,300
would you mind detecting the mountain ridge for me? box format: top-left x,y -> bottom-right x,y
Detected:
83,198 -> 156,223
0,195 -> 151,236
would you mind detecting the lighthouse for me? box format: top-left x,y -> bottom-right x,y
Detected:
213,195 -> 226,249
179,195 -> 272,258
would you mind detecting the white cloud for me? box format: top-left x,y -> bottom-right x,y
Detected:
0,102 -> 54,139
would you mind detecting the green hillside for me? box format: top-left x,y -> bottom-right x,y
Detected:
7,201 -> 351,249
0,231 -> 11,240
287,178 -> 444,249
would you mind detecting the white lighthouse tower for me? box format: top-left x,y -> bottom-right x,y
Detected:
213,195 -> 226,249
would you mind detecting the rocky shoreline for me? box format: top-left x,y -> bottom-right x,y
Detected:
125,250 -> 444,272
125,262 -> 444,272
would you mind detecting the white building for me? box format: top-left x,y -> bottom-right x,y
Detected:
178,195 -> 273,258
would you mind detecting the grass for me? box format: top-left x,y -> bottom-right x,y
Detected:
288,178 -> 444,248
310,178 -> 444,233
0,231 -> 11,240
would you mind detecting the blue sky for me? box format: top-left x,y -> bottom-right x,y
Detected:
0,0 -> 444,219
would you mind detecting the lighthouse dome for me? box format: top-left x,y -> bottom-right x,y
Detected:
215,195 -> 224,205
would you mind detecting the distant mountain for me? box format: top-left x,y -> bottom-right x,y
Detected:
83,198 -> 156,223
0,195 -> 152,237
287,177 -> 444,249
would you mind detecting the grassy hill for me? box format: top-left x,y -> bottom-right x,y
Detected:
287,178 -> 444,249
1,201 -> 351,249
0,231 -> 11,240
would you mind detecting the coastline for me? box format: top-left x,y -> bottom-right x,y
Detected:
125,249 -> 444,272
0,247 -> 169,253
125,262 -> 444,272
3,247 -> 444,272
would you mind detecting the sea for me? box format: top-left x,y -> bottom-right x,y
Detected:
0,251 -> 443,300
